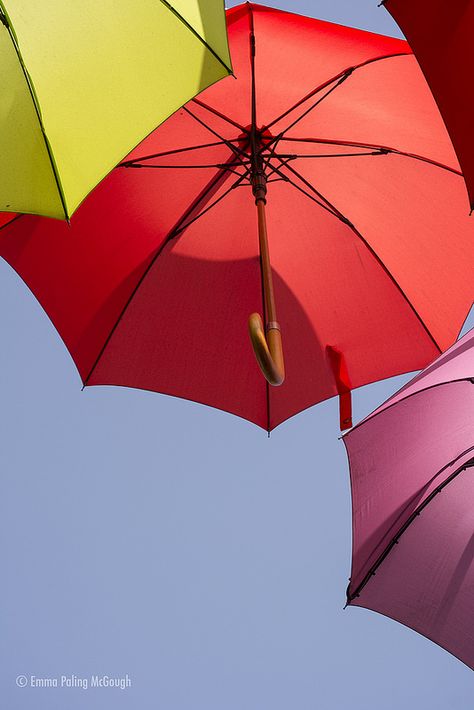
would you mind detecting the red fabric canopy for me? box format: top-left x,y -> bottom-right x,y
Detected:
0,3 -> 472,430
384,0 -> 474,211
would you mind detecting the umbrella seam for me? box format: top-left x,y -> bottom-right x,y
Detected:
191,98 -> 247,132
183,107 -> 249,165
279,159 -> 445,357
348,438 -> 473,585
0,2 -> 69,220
0,213 -> 24,233
345,375 -> 474,435
346,449 -> 474,603
119,140 -> 234,166
265,51 -> 411,134
279,137 -> 463,178
172,169 -> 251,236
267,72 -> 355,152
82,153 -> 246,387
158,0 -> 233,75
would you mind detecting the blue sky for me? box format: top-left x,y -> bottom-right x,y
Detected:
1,1 -> 473,708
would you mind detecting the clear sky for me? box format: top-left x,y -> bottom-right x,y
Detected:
1,1 -> 473,709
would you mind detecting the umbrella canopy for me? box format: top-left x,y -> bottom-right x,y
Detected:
0,2 -> 473,431
382,0 -> 474,211
0,0 -> 231,220
344,328 -> 474,668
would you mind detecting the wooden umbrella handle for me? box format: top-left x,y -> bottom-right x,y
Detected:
248,313 -> 285,386
248,193 -> 285,386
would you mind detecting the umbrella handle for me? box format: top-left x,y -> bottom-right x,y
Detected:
247,134 -> 285,387
247,196 -> 285,387
248,312 -> 285,386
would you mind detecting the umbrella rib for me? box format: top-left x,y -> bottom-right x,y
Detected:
347,376 -> 474,435
264,73 -> 353,154
120,162 -> 249,171
265,51 -> 410,133
258,142 -> 338,213
280,160 -> 444,355
0,12 -> 69,220
346,450 -> 474,604
283,137 -> 387,147
119,140 -> 234,166
279,137 -> 463,178
261,138 -> 363,218
192,98 -> 247,132
264,148 -> 355,218
183,107 -> 249,166
172,170 -> 251,236
259,149 -> 341,217
268,168 -> 340,218
275,150 -> 388,159
158,0 -> 233,75
0,213 -> 25,232
82,161 -> 247,387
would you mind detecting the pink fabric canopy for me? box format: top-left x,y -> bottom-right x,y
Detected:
344,328 -> 474,668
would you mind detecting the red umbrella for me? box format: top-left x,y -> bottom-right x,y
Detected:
0,3 -> 472,432
382,0 -> 474,211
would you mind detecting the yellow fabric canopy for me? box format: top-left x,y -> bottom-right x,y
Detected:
0,0 -> 231,219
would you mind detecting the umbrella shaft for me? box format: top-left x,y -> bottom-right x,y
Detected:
247,132 -> 285,387
251,154 -> 277,325
247,194 -> 285,387
256,199 -> 277,325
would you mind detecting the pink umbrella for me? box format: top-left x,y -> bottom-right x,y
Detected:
344,327 -> 474,668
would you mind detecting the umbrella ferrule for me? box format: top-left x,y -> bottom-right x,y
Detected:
266,321 -> 280,333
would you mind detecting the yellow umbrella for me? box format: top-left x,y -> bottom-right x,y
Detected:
0,0 -> 231,220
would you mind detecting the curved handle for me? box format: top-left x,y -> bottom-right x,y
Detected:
248,312 -> 285,386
